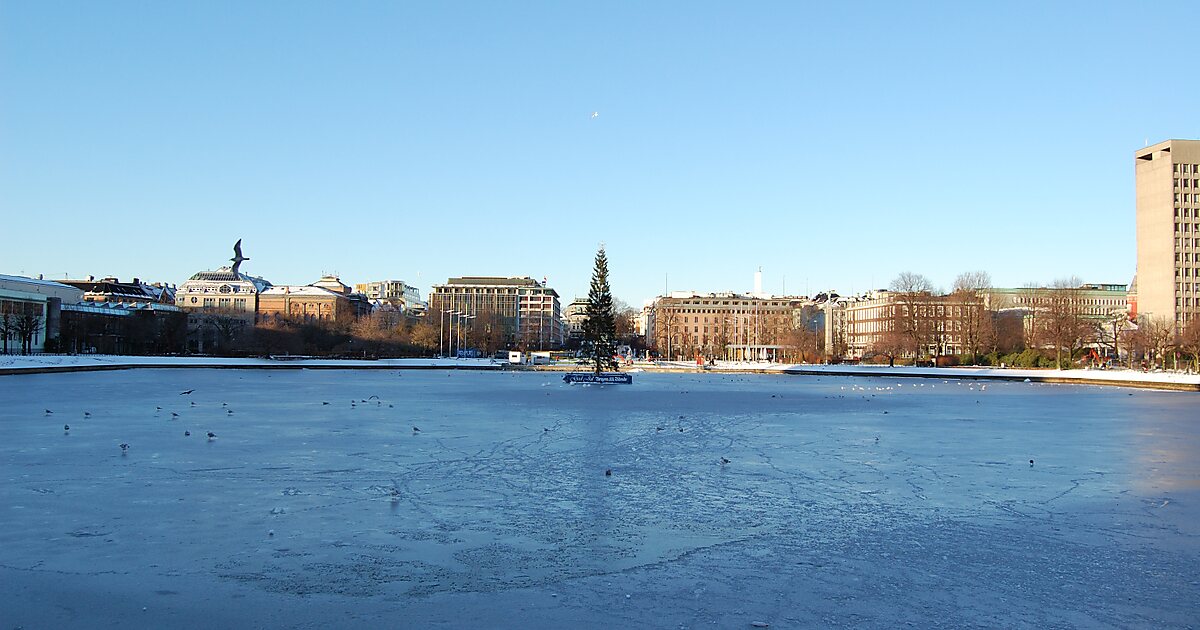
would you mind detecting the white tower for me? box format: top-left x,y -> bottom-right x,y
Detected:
753,267 -> 763,295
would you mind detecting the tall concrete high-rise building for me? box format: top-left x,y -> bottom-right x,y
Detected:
1135,139 -> 1200,330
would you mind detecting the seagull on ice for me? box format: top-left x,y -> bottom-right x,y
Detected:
120,443 -> 130,454
184,431 -> 191,437
180,390 -> 194,395
605,468 -> 612,476
207,431 -> 217,441
171,412 -> 179,419
83,411 -> 91,418
44,409 -> 53,415
64,424 -> 70,433
412,426 -> 421,434
720,457 -> 731,465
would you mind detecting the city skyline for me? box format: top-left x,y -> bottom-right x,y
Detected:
3,2 -> 1198,302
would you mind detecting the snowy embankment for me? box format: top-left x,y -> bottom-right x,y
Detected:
634,360 -> 1200,391
0,354 -> 503,375
783,362 -> 1200,391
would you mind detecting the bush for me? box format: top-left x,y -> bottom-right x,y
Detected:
998,349 -> 1046,368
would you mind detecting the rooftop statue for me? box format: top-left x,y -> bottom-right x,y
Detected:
231,239 -> 249,275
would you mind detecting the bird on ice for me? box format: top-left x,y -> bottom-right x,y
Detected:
83,412 -> 91,418
207,431 -> 217,441
184,431 -> 191,437
44,409 -> 53,415
64,424 -> 70,433
180,390 -> 194,395
720,457 -> 731,465
120,443 -> 130,454
170,412 -> 179,419
412,426 -> 421,434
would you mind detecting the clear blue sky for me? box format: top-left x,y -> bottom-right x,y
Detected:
2,1 -> 1196,305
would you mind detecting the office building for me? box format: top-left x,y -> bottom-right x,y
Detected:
1135,139 -> 1200,330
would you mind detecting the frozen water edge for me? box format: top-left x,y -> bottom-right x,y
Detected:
0,353 -> 503,371
3,354 -> 1199,391
1,369 -> 1197,628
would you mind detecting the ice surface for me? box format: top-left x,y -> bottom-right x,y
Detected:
1,370 -> 1197,628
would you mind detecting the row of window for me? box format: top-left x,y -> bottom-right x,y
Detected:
1176,178 -> 1200,189
189,297 -> 249,308
182,284 -> 256,295
673,300 -> 790,307
1176,238 -> 1200,249
1173,163 -> 1199,174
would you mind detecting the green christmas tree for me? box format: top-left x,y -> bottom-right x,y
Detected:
583,245 -> 617,374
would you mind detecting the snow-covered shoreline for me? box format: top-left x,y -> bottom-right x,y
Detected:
0,354 -> 505,375
2,354 -> 1197,390
645,359 -> 1200,390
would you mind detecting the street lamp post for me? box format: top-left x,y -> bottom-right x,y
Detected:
441,309 -> 454,358
449,311 -> 462,358
460,314 -> 475,357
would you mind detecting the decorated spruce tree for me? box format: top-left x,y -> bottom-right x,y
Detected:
583,245 -> 617,374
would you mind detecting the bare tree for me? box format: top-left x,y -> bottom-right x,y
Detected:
710,315 -> 731,361
1135,315 -> 1175,370
209,314 -> 245,354
785,305 -> 823,363
653,306 -> 679,359
0,310 -> 14,354
1093,311 -> 1131,366
1017,284 -> 1045,350
1177,318 -> 1200,373
676,323 -> 695,362
827,306 -> 850,361
870,328 -> 907,367
952,271 -> 992,364
410,320 -> 440,354
889,272 -> 935,363
13,308 -> 45,355
467,309 -> 505,356
1039,277 -> 1091,367
613,301 -> 639,346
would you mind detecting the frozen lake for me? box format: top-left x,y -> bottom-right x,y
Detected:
1,369 -> 1197,628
